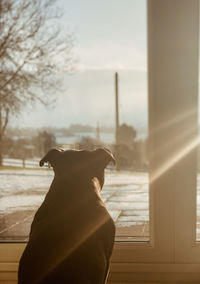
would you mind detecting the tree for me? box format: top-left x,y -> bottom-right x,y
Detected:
38,131 -> 56,156
79,136 -> 103,151
118,123 -> 137,144
0,0 -> 75,165
114,123 -> 137,170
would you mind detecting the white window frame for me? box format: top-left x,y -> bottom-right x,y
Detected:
1,0 -> 200,282
112,0 -> 200,266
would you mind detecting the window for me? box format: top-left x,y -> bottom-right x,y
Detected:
1,1 -> 200,282
0,0 -> 149,243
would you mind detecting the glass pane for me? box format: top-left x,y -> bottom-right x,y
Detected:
0,0 -> 148,242
197,73 -> 200,241
197,34 -> 200,241
197,127 -> 200,241
197,175 -> 200,241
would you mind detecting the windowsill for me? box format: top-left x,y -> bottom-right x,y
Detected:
2,252 -> 200,283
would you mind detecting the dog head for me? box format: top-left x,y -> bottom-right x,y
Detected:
40,148 -> 115,188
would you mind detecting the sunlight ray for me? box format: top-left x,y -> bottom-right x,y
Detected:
149,107 -> 197,137
150,132 -> 200,185
38,212 -> 110,283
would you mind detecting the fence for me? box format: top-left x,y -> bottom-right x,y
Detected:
2,158 -> 40,168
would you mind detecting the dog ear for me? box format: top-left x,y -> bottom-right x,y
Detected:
94,148 -> 116,168
39,149 -> 63,167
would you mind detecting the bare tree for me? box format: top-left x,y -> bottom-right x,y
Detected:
0,0 -> 75,165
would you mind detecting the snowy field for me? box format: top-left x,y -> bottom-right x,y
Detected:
1,168 -> 200,241
0,169 -> 148,213
0,168 -> 149,241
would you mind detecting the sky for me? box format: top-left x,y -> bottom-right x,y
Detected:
14,0 -> 148,129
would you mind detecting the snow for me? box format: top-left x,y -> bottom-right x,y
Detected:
0,169 -> 148,215
1,168 -> 200,240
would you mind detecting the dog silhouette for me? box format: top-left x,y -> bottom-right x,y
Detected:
18,148 -> 116,284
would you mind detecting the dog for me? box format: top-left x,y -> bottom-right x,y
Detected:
18,148 -> 116,284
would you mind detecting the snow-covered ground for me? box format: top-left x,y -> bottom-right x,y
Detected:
1,168 -> 200,241
0,169 -> 148,196
0,169 -> 149,240
0,169 -> 148,214
0,169 -> 52,196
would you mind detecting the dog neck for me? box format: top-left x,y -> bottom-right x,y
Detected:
46,174 -> 104,204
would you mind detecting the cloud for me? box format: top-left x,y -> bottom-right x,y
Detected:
72,43 -> 147,72
75,64 -> 147,72
14,69 -> 148,129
